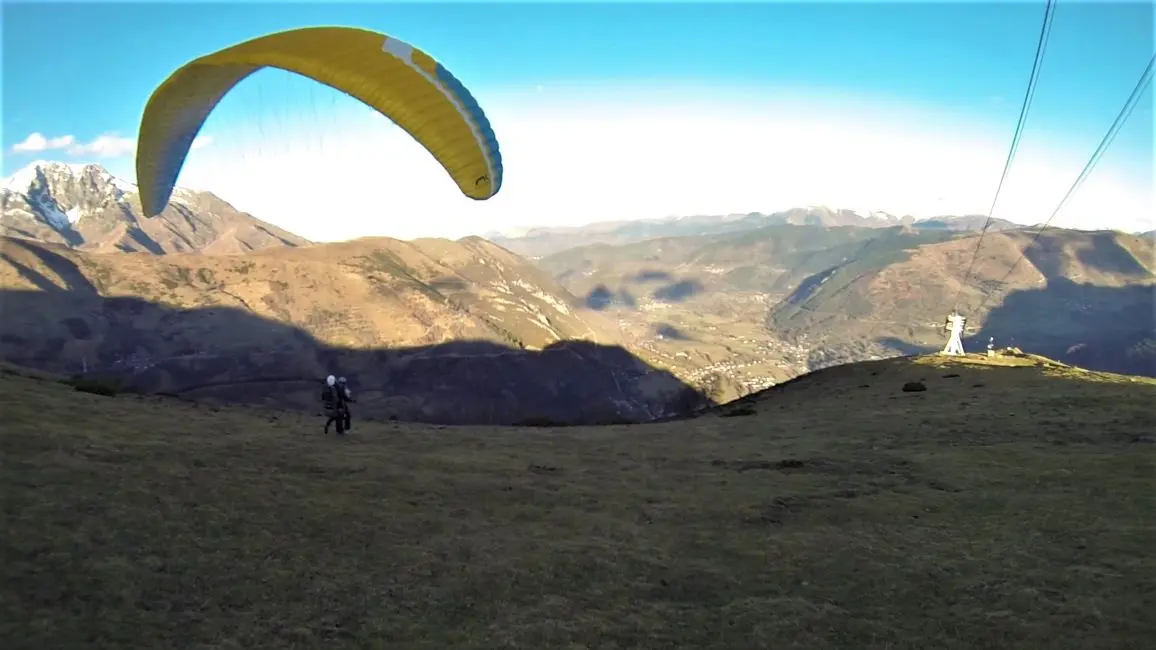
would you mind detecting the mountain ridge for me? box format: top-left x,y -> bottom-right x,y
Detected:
1,160 -> 311,255
485,207 -> 1025,258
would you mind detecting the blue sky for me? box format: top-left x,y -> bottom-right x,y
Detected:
3,1 -> 1153,238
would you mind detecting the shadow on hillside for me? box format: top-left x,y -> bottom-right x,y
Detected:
780,268 -> 839,307
584,276 -> 707,311
123,226 -> 168,255
428,276 -> 469,293
0,282 -> 713,426
970,277 -> 1155,378
1074,232 -> 1151,276
1023,230 -> 1152,280
866,281 -> 1156,378
875,337 -> 936,357
631,269 -> 673,283
652,279 -> 705,303
654,323 -> 692,341
3,237 -> 99,294
585,284 -> 637,310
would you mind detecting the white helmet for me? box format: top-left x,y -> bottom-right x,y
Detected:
326,375 -> 336,386
337,376 -> 347,385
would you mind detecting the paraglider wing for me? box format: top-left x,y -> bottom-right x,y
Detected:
136,26 -> 503,217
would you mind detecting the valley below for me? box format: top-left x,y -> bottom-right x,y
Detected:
586,290 -> 811,399
533,217 -> 1155,404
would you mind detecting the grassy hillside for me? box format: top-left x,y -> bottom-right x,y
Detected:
3,354 -> 1154,649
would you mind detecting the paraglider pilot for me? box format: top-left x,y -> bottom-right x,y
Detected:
321,374 -> 350,435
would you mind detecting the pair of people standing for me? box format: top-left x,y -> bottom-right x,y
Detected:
321,375 -> 355,434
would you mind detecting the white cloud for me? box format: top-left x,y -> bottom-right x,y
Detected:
11,132 -> 75,153
10,131 -> 135,157
67,134 -> 136,158
10,131 -> 213,162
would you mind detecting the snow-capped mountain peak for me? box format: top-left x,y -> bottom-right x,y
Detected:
3,160 -> 84,193
1,159 -> 310,255
1,161 -> 143,233
2,160 -> 137,196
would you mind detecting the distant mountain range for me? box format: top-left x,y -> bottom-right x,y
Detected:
484,207 -> 1025,258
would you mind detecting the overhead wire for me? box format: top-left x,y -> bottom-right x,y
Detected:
973,52 -> 1156,315
952,0 -> 1056,312
822,0 -> 1057,358
768,2 -> 1149,360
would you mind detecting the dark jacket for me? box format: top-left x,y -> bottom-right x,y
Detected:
321,384 -> 348,413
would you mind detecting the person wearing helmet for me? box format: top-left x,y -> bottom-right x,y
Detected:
336,376 -> 355,431
321,374 -> 348,435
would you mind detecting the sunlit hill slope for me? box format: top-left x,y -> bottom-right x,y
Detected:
0,235 -> 706,424
768,228 -> 1156,375
536,221 -> 1155,392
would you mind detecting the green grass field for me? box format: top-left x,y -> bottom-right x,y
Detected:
2,354 -> 1154,649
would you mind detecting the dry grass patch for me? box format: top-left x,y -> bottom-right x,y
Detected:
2,355 -> 1154,649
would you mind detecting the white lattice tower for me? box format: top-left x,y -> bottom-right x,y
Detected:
941,312 -> 967,356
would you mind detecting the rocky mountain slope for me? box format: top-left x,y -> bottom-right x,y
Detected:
486,207 -> 1020,258
1,161 -> 310,254
0,236 -> 705,424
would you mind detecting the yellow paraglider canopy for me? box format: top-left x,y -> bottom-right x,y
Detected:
136,26 -> 503,217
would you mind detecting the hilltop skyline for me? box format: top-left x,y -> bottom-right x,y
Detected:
4,1 -> 1153,240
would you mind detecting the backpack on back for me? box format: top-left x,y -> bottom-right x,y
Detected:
321,385 -> 337,407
